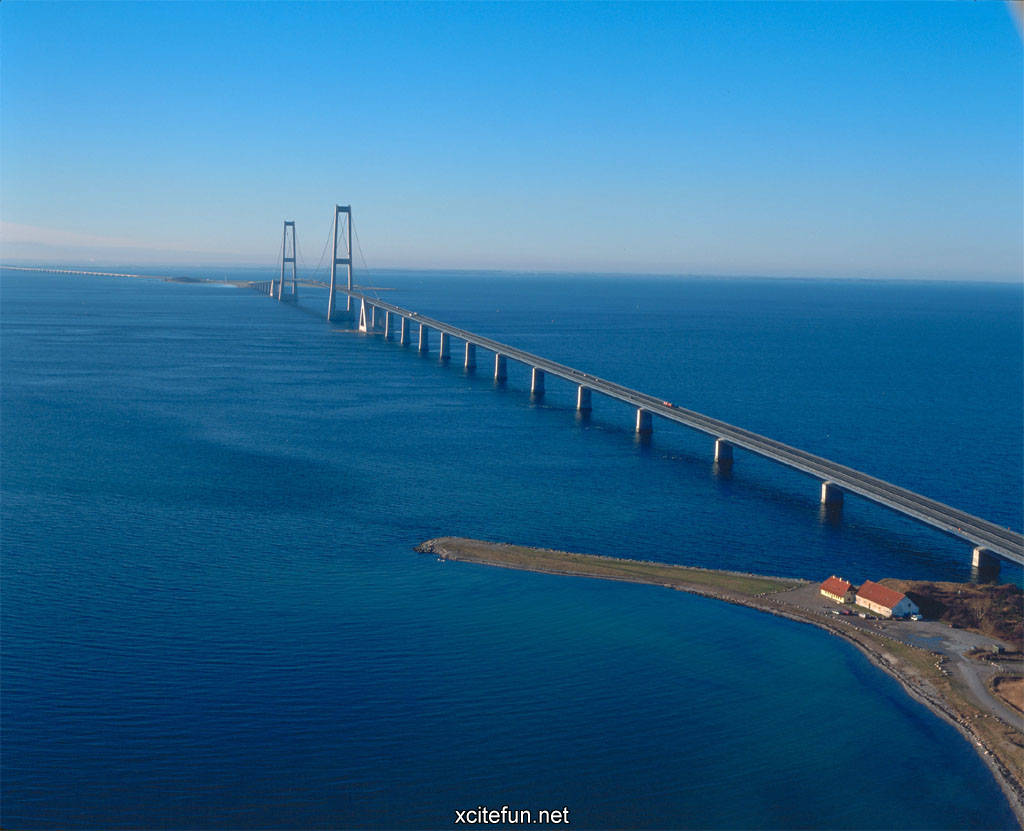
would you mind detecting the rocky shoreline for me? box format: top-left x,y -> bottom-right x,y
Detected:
417,536 -> 1024,828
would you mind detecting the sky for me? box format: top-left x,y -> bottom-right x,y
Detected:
1,1 -> 1021,281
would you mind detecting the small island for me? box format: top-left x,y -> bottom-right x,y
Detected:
417,536 -> 1024,825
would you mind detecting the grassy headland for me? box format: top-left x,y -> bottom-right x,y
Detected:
415,536 -> 805,598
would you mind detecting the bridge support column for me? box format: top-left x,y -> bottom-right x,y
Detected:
370,305 -> 377,330
972,546 -> 1001,581
636,408 -> 652,435
439,331 -> 450,361
465,342 -> 476,370
279,220 -> 297,302
328,205 -> 352,322
714,439 -> 733,469
531,368 -> 545,396
358,299 -> 369,333
384,311 -> 392,340
418,323 -> 429,353
821,481 -> 844,507
495,354 -> 507,381
577,386 -> 592,412
400,316 -> 409,346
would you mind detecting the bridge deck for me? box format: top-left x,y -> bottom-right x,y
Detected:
342,288 -> 1023,567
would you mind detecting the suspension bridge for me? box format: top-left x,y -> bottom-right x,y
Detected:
245,205 -> 1024,575
14,206 -> 1020,575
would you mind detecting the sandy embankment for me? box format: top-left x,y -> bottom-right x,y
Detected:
417,536 -> 1024,828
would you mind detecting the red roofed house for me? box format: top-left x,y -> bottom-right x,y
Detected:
855,580 -> 920,619
820,576 -> 852,604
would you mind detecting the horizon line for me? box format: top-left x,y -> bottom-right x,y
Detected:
2,262 -> 1021,288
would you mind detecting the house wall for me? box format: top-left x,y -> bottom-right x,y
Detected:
855,596 -> 893,618
890,596 -> 919,618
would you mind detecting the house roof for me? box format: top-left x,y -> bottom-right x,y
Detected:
820,576 -> 851,596
857,580 -> 906,610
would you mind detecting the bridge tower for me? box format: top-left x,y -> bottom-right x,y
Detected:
327,205 -> 353,321
277,221 -> 298,302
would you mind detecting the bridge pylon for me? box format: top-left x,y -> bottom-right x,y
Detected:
278,221 -> 298,302
327,205 -> 353,322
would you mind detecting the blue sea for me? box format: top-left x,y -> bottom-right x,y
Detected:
2,267 -> 1021,829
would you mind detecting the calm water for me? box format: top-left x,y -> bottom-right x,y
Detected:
2,268 -> 1021,829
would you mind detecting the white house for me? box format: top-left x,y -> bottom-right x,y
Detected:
855,580 -> 920,619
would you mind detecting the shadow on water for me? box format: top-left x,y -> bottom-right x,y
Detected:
632,432 -> 653,451
818,502 -> 844,527
970,561 -> 1005,585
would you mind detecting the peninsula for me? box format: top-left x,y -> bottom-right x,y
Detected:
417,537 -> 1024,826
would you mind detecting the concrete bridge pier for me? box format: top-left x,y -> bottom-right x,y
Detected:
577,386 -> 592,412
972,546 -> 1001,581
716,438 -> 733,464
635,408 -> 653,435
465,342 -> 476,370
383,311 -> 392,340
358,299 -> 369,333
439,331 -> 451,362
400,316 -> 409,346
531,368 -> 545,397
714,439 -> 733,470
821,481 -> 844,508
418,323 -> 429,353
495,354 -> 507,382
370,305 -> 378,330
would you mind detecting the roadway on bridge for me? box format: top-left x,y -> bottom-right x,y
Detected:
336,287 -> 1023,567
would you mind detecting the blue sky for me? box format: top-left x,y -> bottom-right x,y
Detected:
2,1 -> 1021,280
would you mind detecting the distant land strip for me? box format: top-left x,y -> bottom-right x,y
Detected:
0,265 -> 210,282
417,537 -> 1024,825
1,264 -> 395,291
